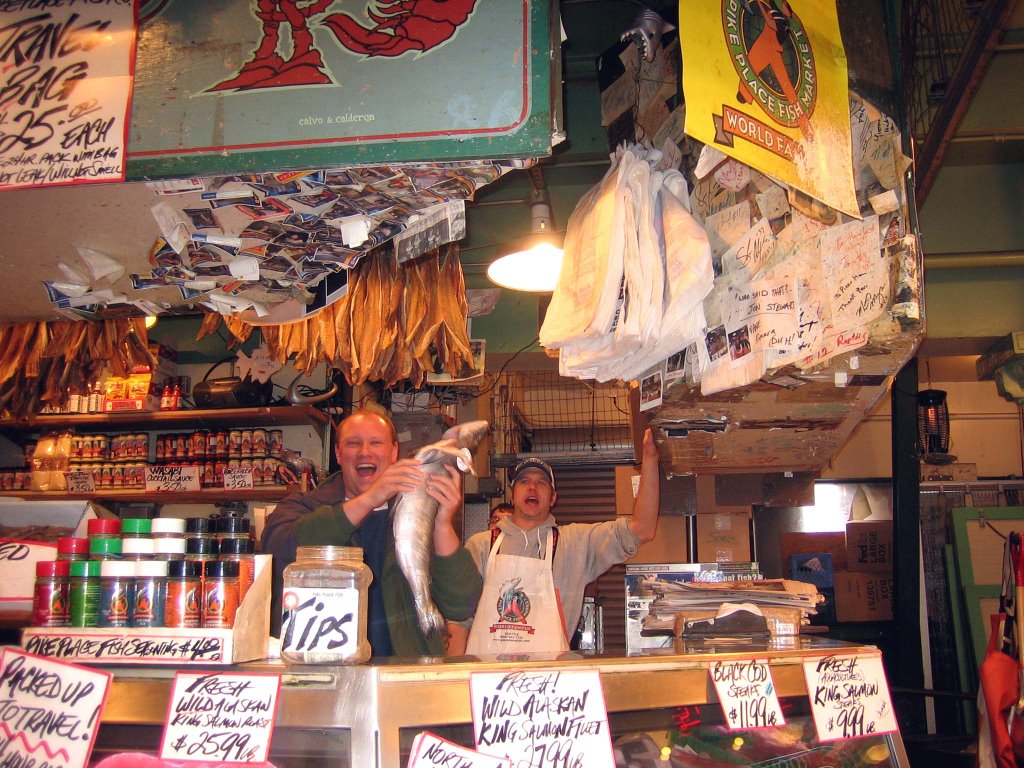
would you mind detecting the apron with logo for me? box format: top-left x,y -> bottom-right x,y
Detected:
466,529 -> 569,655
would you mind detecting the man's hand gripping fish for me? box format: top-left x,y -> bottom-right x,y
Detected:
392,420 -> 489,635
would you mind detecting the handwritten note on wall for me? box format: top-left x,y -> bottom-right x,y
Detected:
0,5 -> 136,190
803,654 -> 897,742
721,218 -> 776,280
408,732 -> 511,768
727,277 -> 798,351
471,669 -> 614,768
709,658 -> 785,730
0,648 -> 111,768
161,672 -> 280,764
821,217 -> 887,336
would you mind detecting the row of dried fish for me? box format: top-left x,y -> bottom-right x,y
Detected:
0,318 -> 154,420
200,247 -> 473,387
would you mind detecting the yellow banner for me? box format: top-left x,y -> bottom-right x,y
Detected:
680,0 -> 856,216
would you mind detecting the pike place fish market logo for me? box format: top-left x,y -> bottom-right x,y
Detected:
496,577 -> 531,623
724,0 -> 816,132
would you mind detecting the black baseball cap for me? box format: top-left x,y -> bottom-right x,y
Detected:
509,458 -> 555,490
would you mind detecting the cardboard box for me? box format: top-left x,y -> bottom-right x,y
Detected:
833,571 -> 893,622
615,465 -> 641,516
625,514 -> 688,564
695,510 -> 751,562
22,555 -> 271,665
845,520 -> 893,573
0,500 -> 96,613
781,531 -> 848,572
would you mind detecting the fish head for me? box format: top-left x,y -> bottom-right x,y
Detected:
440,420 -> 490,451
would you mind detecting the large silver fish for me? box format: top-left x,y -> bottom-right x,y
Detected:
393,420 -> 490,635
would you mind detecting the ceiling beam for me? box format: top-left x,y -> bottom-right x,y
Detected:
914,0 -> 1020,205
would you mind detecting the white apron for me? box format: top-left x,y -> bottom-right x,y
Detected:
466,531 -> 569,655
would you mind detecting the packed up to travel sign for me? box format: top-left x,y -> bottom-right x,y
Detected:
0,2 -> 136,190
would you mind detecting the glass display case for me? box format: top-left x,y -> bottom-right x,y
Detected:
89,637 -> 909,768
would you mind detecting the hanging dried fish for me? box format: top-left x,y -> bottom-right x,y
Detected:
0,319 -> 154,421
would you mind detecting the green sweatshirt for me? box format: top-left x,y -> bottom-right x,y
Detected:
295,498 -> 481,657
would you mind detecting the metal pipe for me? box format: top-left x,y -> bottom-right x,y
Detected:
925,250 -> 1024,268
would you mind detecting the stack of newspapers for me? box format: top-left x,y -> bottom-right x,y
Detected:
640,579 -> 823,636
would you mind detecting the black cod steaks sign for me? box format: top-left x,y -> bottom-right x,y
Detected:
0,2 -> 136,190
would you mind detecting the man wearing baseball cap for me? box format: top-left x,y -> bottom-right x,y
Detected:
464,429 -> 661,655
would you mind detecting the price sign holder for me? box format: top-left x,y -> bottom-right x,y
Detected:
803,653 -> 898,742
64,471 -> 96,493
709,658 -> 785,730
223,467 -> 255,490
146,464 -> 201,493
160,671 -> 281,763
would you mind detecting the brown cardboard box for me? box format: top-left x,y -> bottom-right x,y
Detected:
624,515 -> 689,563
845,520 -> 893,573
615,465 -> 641,516
834,571 -> 893,622
781,531 -> 848,571
695,510 -> 751,562
696,475 -> 751,515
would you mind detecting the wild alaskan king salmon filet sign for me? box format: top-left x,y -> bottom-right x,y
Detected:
0,647 -> 112,768
470,669 -> 614,768
0,3 -> 136,190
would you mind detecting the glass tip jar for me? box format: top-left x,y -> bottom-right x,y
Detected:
281,546 -> 372,665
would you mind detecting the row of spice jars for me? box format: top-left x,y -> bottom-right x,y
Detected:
85,515 -> 254,546
70,433 -> 148,462
33,557 -> 247,630
155,429 -> 284,462
0,470 -> 31,491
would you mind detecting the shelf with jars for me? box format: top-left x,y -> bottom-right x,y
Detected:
0,405 -> 329,501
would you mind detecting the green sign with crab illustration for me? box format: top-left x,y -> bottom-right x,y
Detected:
128,0 -> 557,178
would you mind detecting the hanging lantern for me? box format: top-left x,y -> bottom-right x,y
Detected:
917,389 -> 955,464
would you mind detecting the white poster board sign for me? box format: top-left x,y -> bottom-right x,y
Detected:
160,671 -> 281,763
470,669 -> 614,768
0,4 -> 137,190
709,658 -> 786,730
407,732 -> 511,768
802,654 -> 898,742
0,648 -> 111,768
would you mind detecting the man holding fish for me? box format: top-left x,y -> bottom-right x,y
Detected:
464,428 -> 661,655
262,410 -> 483,658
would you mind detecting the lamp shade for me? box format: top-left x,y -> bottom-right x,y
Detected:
486,237 -> 563,292
917,388 -> 954,463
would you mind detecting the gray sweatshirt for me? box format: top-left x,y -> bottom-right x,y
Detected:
465,515 -> 640,640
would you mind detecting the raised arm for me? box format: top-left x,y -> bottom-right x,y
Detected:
629,428 -> 661,544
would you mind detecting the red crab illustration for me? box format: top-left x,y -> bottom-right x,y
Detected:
209,0 -> 479,92
323,0 -> 479,58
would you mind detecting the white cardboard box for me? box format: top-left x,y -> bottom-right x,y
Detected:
0,500 -> 97,613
